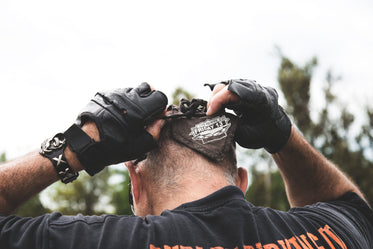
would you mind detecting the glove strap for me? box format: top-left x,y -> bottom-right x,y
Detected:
64,124 -> 95,152
64,124 -> 104,176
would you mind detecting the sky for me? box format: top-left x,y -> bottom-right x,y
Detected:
1,0 -> 373,159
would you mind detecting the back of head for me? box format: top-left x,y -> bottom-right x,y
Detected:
143,99 -> 238,190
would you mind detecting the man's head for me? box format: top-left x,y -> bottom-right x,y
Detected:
144,117 -> 239,184
125,99 -> 248,217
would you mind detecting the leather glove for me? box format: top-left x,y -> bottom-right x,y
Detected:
64,82 -> 168,175
206,79 -> 291,153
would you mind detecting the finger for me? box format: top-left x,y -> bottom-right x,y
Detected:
140,86 -> 168,122
136,82 -> 152,95
212,83 -> 226,95
207,86 -> 239,115
145,118 -> 166,141
207,83 -> 227,111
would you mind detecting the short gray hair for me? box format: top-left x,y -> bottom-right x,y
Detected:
143,122 -> 238,188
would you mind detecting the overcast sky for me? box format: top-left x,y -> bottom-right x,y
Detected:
1,0 -> 372,159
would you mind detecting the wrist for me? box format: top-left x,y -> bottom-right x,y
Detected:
64,146 -> 84,172
272,126 -> 297,154
39,133 -> 79,183
81,121 -> 100,142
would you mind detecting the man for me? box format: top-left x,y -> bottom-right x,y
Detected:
0,80 -> 372,249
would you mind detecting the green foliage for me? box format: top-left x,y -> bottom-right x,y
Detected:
45,167 -> 133,215
110,169 -> 132,215
246,53 -> 373,209
278,54 -> 373,206
243,149 -> 290,210
15,195 -> 49,217
47,168 -> 113,215
171,87 -> 194,105
246,169 -> 289,211
277,56 -> 317,135
0,152 -> 6,163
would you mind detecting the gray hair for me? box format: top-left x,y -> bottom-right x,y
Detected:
143,122 -> 238,189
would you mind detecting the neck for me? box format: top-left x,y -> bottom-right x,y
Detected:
147,168 -> 232,216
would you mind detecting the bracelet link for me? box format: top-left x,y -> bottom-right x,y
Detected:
40,133 -> 79,184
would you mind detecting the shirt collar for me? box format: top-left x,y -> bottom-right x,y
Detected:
172,185 -> 246,212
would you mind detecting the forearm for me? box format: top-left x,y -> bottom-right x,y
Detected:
272,127 -> 365,207
0,83 -> 166,215
0,123 -> 97,215
0,152 -> 59,215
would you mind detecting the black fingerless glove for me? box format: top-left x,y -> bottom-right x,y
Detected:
207,79 -> 291,153
64,83 -> 168,175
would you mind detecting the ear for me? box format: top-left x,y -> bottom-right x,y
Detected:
125,162 -> 142,204
236,167 -> 248,194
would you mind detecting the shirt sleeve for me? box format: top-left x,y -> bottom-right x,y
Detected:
0,213 -> 50,249
290,191 -> 373,248
46,212 -> 152,249
0,212 -> 155,249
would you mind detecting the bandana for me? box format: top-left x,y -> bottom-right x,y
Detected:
163,99 -> 238,162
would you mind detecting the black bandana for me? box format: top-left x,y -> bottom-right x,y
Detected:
163,98 -> 238,162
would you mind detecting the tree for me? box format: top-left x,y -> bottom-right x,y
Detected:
246,168 -> 289,211
242,149 -> 289,210
277,55 -> 317,137
15,195 -> 49,217
171,87 -> 194,105
277,54 -> 373,206
46,168 -> 114,215
0,153 -> 5,163
110,168 -> 132,215
44,163 -> 134,215
246,53 -> 373,209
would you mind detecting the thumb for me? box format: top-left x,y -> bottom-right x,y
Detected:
146,119 -> 166,141
207,86 -> 239,115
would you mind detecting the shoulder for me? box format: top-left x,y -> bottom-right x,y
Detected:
290,192 -> 373,224
288,192 -> 373,247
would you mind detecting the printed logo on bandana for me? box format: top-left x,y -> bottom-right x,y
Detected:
189,115 -> 231,144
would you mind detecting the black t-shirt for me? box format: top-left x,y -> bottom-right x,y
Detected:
0,186 -> 372,249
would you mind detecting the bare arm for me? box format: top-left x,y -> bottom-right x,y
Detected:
207,81 -> 367,207
0,124 -> 96,215
0,118 -> 164,215
0,152 -> 58,215
0,84 -> 167,216
272,126 -> 366,207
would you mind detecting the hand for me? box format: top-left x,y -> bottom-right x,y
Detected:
66,83 -> 168,175
206,79 -> 291,153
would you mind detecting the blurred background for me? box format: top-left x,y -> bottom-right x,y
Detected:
0,0 -> 372,216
